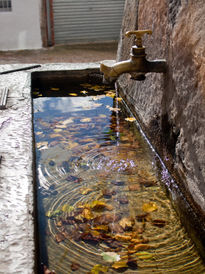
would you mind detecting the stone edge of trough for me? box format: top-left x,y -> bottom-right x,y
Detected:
0,62 -> 114,274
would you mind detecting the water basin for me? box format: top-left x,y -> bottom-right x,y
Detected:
32,71 -> 205,273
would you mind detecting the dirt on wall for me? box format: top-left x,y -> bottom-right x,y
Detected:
117,0 -> 205,252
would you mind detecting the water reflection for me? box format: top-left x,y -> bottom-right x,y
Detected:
33,84 -> 205,273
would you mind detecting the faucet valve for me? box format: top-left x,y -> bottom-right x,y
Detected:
125,30 -> 152,48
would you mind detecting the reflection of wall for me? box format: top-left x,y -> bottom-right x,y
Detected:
0,0 -> 42,50
117,0 -> 205,248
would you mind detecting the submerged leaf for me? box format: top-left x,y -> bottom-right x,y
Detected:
61,204 -> 74,213
125,117 -> 136,122
119,217 -> 134,230
80,118 -> 91,122
142,202 -> 158,213
69,93 -> 78,96
112,260 -> 128,269
101,252 -> 120,263
135,251 -> 154,260
90,264 -> 108,274
90,200 -> 113,211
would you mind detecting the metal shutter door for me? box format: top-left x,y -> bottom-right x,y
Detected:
53,0 -> 125,44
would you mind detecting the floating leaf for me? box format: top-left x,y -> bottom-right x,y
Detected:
70,262 -> 80,271
112,260 -> 128,270
152,219 -> 166,228
80,90 -> 88,94
55,232 -> 65,243
93,225 -> 109,232
101,252 -> 120,263
125,117 -> 136,122
142,202 -> 158,213
90,200 -> 113,211
106,91 -> 116,98
61,204 -> 74,213
80,188 -> 93,195
51,87 -> 60,91
82,208 -> 94,220
90,264 -> 108,274
46,210 -> 61,218
128,244 -> 151,254
114,234 -> 132,242
119,217 -> 134,230
80,118 -> 91,122
69,93 -> 78,96
135,251 -> 154,260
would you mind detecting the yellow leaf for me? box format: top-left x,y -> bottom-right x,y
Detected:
51,88 -> 60,91
114,234 -> 132,241
115,97 -> 123,102
69,93 -> 78,96
80,90 -> 88,94
112,260 -> 128,269
119,217 -> 134,230
142,202 -> 158,213
36,141 -> 48,149
80,188 -> 93,195
90,200 -> 113,211
106,91 -> 116,98
93,225 -> 109,232
90,264 -> 108,274
125,117 -> 136,122
61,204 -> 74,213
82,208 -> 94,220
135,251 -> 154,260
54,128 -> 62,132
80,118 -> 91,122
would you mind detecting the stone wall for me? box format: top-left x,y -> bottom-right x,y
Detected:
117,0 -> 205,232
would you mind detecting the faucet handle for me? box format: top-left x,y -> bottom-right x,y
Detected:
125,30 -> 152,47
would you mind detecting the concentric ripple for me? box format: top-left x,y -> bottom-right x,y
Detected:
33,86 -> 205,273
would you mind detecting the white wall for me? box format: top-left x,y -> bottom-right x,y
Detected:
0,0 -> 42,50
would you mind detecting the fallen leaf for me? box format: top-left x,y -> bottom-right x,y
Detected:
135,251 -> 154,260
119,217 -> 134,230
69,93 -> 78,96
80,118 -> 91,122
89,264 -> 108,274
90,200 -> 113,211
114,234 -> 132,242
80,188 -> 93,195
106,91 -> 116,98
125,117 -> 136,122
61,204 -> 74,213
101,252 -> 120,263
51,87 -> 60,91
142,202 -> 158,213
55,232 -> 65,243
70,262 -> 80,271
112,260 -> 128,270
80,90 -> 88,94
152,219 -> 166,228
115,97 -> 123,102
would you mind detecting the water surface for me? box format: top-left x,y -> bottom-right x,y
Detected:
33,83 -> 205,273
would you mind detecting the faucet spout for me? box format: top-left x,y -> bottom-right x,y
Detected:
100,30 -> 167,83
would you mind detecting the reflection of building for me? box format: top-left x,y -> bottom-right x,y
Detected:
0,0 -> 125,51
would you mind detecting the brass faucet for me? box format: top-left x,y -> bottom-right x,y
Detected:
100,30 -> 167,82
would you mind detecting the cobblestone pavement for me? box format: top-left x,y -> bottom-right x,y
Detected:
0,42 -> 117,64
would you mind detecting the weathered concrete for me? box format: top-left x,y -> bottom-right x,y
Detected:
0,62 -> 101,274
117,0 -> 205,237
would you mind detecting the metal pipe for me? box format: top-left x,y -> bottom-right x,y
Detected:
0,65 -> 41,75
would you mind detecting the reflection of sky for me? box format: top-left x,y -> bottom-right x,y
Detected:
34,95 -> 106,114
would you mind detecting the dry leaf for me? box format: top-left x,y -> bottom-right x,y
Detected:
112,260 -> 128,269
69,93 -> 78,96
142,202 -> 158,213
119,217 -> 134,230
80,118 -> 91,122
125,117 -> 136,122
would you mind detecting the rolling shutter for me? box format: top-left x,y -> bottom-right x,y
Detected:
52,0 -> 125,44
